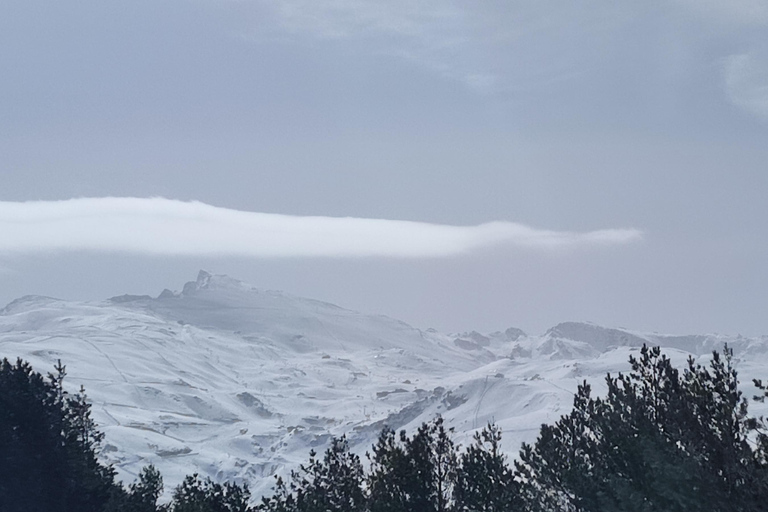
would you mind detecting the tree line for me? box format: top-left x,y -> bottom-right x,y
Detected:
2,345 -> 768,511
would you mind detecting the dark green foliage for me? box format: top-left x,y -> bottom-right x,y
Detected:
259,436 -> 365,512
515,345 -> 768,512
432,417 -> 459,511
0,358 -> 63,511
748,377 -> 768,465
7,345 -> 768,512
366,427 -> 411,512
454,422 -> 516,512
0,357 -> 122,512
411,416 -> 457,512
122,465 -> 166,512
367,416 -> 457,512
170,474 -> 251,512
256,476 -> 296,512
295,436 -> 365,512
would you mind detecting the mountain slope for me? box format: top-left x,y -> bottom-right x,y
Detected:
1,271 -> 765,497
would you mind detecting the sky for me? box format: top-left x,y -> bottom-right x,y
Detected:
1,0 -> 767,336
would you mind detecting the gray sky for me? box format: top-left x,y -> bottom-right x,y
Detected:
1,0 -> 767,336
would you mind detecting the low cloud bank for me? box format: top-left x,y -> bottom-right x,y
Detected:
0,198 -> 642,258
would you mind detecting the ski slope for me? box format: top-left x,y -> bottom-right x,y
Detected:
2,271 -> 766,497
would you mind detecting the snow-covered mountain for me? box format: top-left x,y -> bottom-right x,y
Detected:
1,271 -> 766,497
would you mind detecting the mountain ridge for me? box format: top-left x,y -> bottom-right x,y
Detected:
1,271 -> 765,497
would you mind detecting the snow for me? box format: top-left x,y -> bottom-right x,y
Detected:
1,270 -> 766,498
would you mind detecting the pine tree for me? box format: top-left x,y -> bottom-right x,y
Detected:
258,436 -> 364,512
366,417 -> 458,512
454,423 -> 516,512
124,465 -> 166,512
297,436 -> 366,512
515,382 -> 599,512
257,476 -> 297,512
170,474 -> 251,512
0,358 -> 122,512
431,417 -> 458,512
402,420 -> 441,512
366,427 -> 411,512
63,381 -> 121,511
514,345 -> 768,512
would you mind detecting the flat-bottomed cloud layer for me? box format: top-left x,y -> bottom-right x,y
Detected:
0,198 -> 641,258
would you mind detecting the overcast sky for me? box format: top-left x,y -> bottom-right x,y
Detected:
1,0 -> 767,336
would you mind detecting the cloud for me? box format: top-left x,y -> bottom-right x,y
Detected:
254,0 -> 486,88
249,1 -> 768,103
247,0 -> 628,95
724,53 -> 768,120
0,198 -> 642,258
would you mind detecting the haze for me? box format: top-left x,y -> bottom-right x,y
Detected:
1,0 -> 767,336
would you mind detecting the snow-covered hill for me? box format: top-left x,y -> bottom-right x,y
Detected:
1,271 -> 766,497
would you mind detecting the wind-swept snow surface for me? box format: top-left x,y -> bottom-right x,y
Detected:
1,271 -> 766,496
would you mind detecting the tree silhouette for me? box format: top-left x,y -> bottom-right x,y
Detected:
0,358 -> 122,512
454,422 -> 516,512
515,345 -> 768,512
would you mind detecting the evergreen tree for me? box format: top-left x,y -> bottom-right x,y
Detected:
454,423 -> 516,512
257,476 -> 297,512
402,421 -> 441,512
515,382 -> 599,512
9,346 -> 768,512
63,380 -> 123,511
258,436 -> 364,512
366,417 -> 457,512
301,436 -> 365,512
406,416 -> 457,512
123,465 -> 166,512
746,376 -> 768,498
431,417 -> 458,512
0,358 -> 122,512
366,427 -> 412,512
170,474 -> 251,512
515,345 -> 768,512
